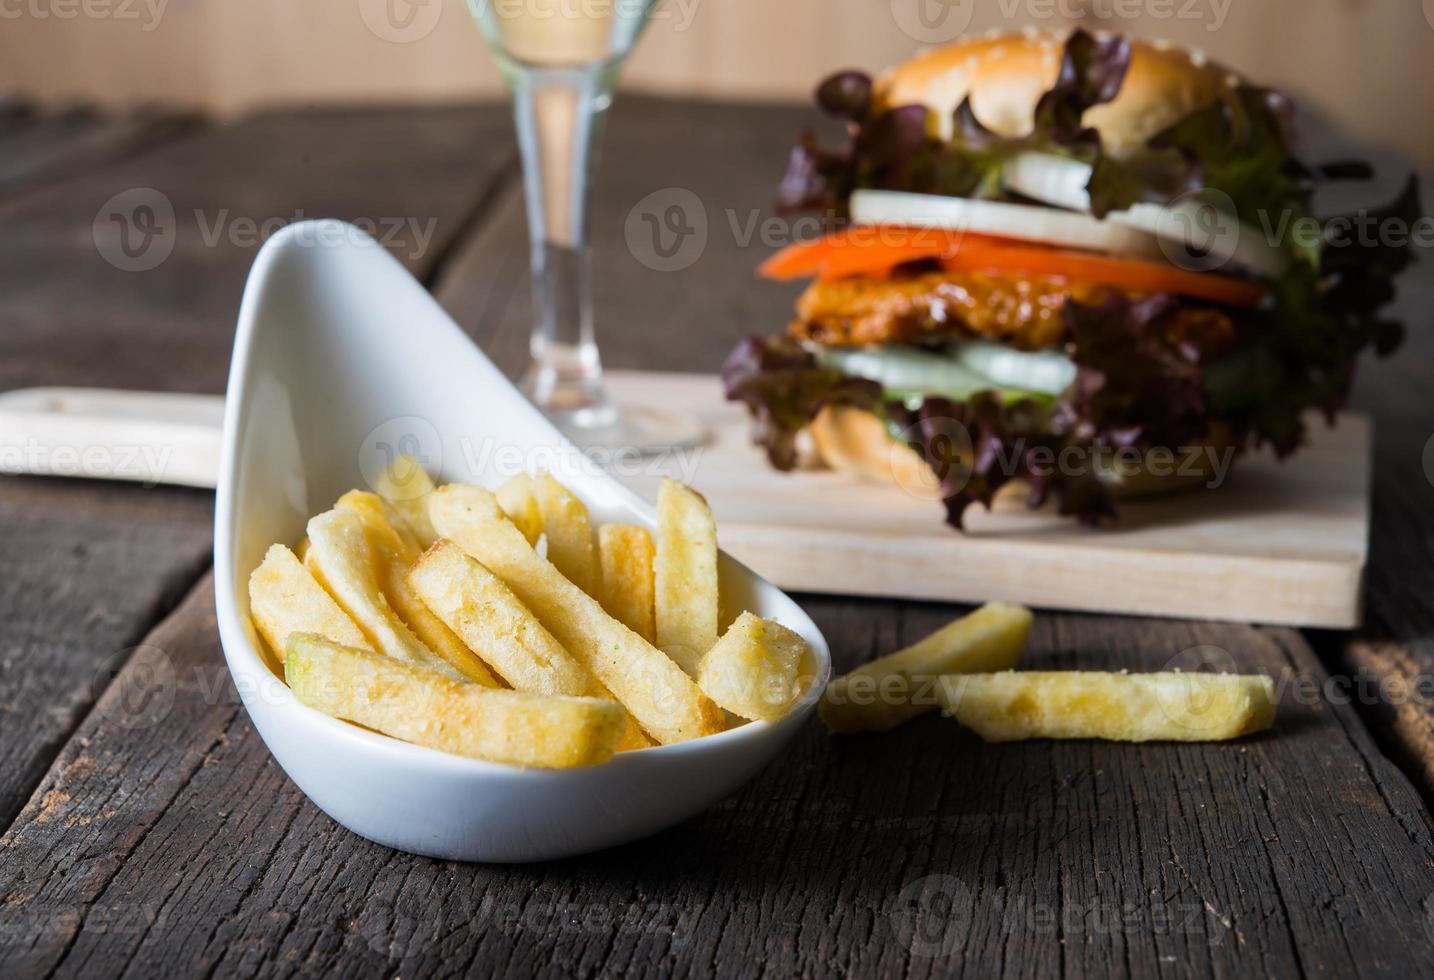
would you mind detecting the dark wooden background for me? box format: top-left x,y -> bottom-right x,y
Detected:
0,96 -> 1432,978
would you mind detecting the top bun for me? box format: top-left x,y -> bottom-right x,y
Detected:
876,30 -> 1240,159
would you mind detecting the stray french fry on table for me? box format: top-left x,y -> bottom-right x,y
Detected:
654,477 -> 719,676
285,633 -> 625,768
249,543 -> 370,662
429,483 -> 725,744
598,523 -> 656,642
937,671 -> 1277,742
821,602 -> 1033,733
697,612 -> 811,721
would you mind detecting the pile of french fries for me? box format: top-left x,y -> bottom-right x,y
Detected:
821,603 -> 1277,742
250,457 -> 815,769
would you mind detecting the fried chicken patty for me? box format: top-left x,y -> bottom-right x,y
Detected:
787,271 -> 1235,353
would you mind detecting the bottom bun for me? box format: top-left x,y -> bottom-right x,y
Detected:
809,406 -> 1235,503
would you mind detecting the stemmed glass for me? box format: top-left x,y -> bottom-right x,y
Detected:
468,0 -> 704,452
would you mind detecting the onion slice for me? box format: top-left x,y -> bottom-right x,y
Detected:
1001,152 -> 1288,278
849,190 -> 1167,261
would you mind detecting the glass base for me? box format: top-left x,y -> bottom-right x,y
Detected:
545,399 -> 707,457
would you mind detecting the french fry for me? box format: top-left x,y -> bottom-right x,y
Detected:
305,508 -> 467,682
336,489 -> 421,562
496,473 -> 544,546
285,634 -> 625,768
936,671 -> 1278,743
697,612 -> 810,722
533,472 -> 599,595
430,484 -> 724,744
654,478 -> 719,676
821,602 -> 1032,734
598,523 -> 656,642
333,491 -> 498,685
248,544 -> 369,662
372,453 -> 439,548
407,540 -> 594,696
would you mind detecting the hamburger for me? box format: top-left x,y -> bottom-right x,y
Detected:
723,29 -> 1417,528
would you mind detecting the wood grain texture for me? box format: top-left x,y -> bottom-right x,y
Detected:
0,104 -> 518,395
0,105 -> 204,203
0,104 -> 520,839
0,96 -> 1432,980
2,577 -> 1433,977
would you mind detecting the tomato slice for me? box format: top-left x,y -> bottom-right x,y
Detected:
758,224 -> 1267,308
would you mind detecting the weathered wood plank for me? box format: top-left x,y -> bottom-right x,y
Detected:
0,104 -> 519,837
1335,266 -> 1434,801
1,577 -> 1431,978
0,104 -> 518,394
2,95 -> 1432,980
0,106 -> 206,203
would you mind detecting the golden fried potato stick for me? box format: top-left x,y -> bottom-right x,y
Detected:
430,484 -> 724,744
285,634 -> 625,768
372,453 -> 439,548
936,671 -> 1277,742
249,544 -> 369,663
335,491 -> 498,686
408,540 -> 595,696
336,489 -> 422,561
496,473 -> 544,546
409,540 -> 652,749
820,602 -> 1032,734
533,472 -> 600,596
697,612 -> 811,722
598,523 -> 656,643
305,508 -> 467,682
654,478 -> 719,676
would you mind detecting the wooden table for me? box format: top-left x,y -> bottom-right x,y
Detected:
1,97 -> 1432,979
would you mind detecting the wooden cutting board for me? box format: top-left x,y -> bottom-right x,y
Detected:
0,373 -> 1370,627
607,371 -> 1370,629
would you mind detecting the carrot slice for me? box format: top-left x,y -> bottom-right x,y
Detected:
758,226 -> 967,281
758,224 -> 1267,308
942,240 -> 1267,308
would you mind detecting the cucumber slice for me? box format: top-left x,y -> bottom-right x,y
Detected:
813,344 -> 1072,402
952,341 -> 1076,395
814,346 -> 994,401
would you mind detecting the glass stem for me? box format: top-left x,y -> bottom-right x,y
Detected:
509,62 -> 617,428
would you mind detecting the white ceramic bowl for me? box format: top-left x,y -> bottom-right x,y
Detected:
213,221 -> 831,863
